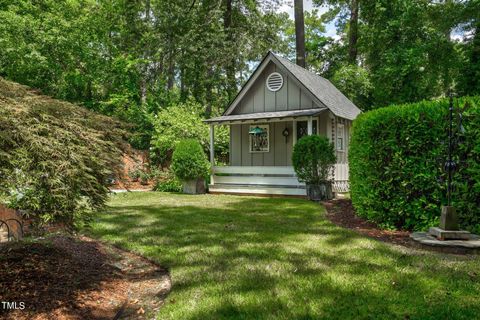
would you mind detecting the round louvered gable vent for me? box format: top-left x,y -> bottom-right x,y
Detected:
266,72 -> 284,92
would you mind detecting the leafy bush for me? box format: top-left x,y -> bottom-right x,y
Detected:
153,170 -> 182,192
292,135 -> 336,184
349,97 -> 480,232
0,78 -> 128,228
128,168 -> 141,182
138,170 -> 150,185
171,139 -> 210,181
150,100 -> 229,167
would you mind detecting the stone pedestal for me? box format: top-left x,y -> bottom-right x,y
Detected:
426,206 -> 474,241
410,232 -> 480,254
439,206 -> 458,230
428,227 -> 472,240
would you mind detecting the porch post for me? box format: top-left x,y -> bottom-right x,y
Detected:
292,120 -> 297,145
209,124 -> 215,167
307,116 -> 313,135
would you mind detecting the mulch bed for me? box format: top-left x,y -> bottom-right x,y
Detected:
0,235 -> 171,320
323,199 -> 414,247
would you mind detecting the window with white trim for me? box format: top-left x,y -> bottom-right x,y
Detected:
249,124 -> 269,152
296,120 -> 317,142
337,123 -> 345,151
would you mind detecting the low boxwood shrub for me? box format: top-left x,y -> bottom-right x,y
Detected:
171,139 -> 210,181
292,135 -> 336,184
349,97 -> 480,232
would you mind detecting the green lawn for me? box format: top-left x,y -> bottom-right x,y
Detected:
87,192 -> 480,320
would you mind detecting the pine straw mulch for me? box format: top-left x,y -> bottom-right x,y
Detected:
0,235 -> 171,320
323,199 -> 414,247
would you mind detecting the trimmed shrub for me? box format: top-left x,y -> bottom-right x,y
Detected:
292,135 -> 336,184
171,139 -> 210,181
349,97 -> 480,232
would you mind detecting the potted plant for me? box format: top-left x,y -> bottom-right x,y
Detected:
171,139 -> 210,194
292,135 -> 336,201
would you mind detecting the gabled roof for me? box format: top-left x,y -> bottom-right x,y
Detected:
223,51 -> 361,121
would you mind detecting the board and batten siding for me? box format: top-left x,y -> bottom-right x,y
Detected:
227,60 -> 352,167
232,61 -> 317,115
229,122 -> 294,166
228,113 -> 352,166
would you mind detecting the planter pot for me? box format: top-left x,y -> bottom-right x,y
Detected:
182,178 -> 206,194
306,181 -> 333,201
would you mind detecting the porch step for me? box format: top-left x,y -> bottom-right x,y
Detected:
208,184 -> 307,197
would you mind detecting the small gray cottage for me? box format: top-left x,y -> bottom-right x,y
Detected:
205,51 -> 361,196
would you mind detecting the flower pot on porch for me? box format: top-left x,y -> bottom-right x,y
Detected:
306,181 -> 333,201
182,178 -> 206,194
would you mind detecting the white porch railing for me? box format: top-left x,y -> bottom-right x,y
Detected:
211,164 -> 349,192
212,166 -> 302,187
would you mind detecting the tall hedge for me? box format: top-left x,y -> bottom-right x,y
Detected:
0,78 -> 129,228
349,97 -> 480,232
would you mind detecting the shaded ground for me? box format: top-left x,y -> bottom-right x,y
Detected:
0,235 -> 170,320
88,192 -> 480,320
323,199 -> 480,254
323,199 -> 413,247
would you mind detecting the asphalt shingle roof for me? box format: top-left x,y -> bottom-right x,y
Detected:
272,53 -> 361,120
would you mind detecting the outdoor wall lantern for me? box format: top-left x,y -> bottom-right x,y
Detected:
282,127 -> 289,142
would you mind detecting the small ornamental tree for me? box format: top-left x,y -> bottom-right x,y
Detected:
171,139 -> 210,194
150,101 -> 229,167
292,135 -> 336,200
0,78 -> 128,228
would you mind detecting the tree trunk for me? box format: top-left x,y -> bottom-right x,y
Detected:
224,0 -> 236,103
140,0 -> 151,105
469,21 -> 480,93
167,48 -> 175,90
140,78 -> 147,105
205,67 -> 214,118
294,0 -> 306,68
145,0 -> 150,20
180,63 -> 187,101
348,0 -> 359,64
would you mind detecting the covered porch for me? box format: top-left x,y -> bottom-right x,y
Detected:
205,109 -> 350,197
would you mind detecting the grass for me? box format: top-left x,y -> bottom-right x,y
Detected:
87,192 -> 480,320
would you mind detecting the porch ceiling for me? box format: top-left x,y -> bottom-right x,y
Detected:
204,107 -> 327,124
